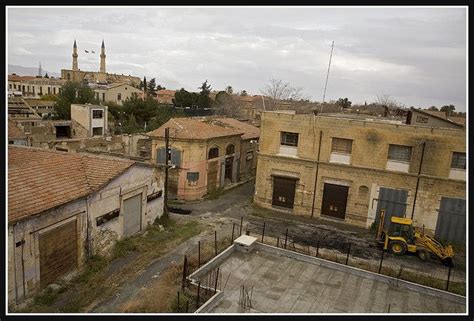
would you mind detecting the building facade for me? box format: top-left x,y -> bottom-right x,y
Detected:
71,104 -> 109,137
254,111 -> 466,243
147,117 -> 259,201
8,146 -> 164,305
93,83 -> 143,105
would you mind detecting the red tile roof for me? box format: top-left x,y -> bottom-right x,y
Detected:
216,117 -> 260,140
8,121 -> 26,139
8,146 -> 135,223
146,117 -> 243,140
8,74 -> 36,82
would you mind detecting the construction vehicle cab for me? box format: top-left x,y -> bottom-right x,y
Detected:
377,211 -> 454,267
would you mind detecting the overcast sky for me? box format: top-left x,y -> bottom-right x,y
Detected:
7,6 -> 467,110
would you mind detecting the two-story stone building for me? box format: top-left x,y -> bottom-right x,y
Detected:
254,111 -> 466,243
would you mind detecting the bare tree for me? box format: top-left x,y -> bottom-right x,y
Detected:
376,94 -> 405,110
260,79 -> 305,110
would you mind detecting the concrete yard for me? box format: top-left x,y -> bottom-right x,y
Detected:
196,245 -> 465,313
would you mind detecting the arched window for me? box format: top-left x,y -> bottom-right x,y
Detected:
208,147 -> 219,159
67,73 -> 71,80
226,144 -> 235,155
358,185 -> 369,201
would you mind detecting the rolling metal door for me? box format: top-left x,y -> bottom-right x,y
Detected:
321,183 -> 349,219
272,176 -> 297,209
39,219 -> 78,288
123,194 -> 142,237
435,197 -> 466,243
375,187 -> 408,229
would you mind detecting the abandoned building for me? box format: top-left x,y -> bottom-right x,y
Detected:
8,120 -> 28,146
71,103 -> 109,137
8,146 -> 164,305
8,97 -> 42,133
406,107 -> 465,129
91,82 -> 143,105
254,111 -> 466,243
23,99 -> 55,118
147,117 -> 259,200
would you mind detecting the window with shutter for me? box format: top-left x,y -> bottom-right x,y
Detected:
451,152 -> 466,170
156,147 -> 166,164
388,144 -> 412,162
331,138 -> 353,154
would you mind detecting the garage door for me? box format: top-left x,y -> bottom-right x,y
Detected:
375,187 -> 408,229
272,176 -> 297,209
123,194 -> 142,237
435,197 -> 466,243
321,183 -> 349,219
39,219 -> 78,289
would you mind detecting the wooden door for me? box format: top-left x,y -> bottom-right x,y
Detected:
321,183 -> 349,219
272,176 -> 297,209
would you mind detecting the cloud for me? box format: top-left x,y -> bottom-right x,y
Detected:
6,6 -> 467,110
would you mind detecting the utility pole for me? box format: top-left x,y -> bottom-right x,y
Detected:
321,41 -> 334,113
164,127 -> 170,217
411,141 -> 426,220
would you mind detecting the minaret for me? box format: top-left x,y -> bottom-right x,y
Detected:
100,40 -> 106,73
72,40 -> 78,71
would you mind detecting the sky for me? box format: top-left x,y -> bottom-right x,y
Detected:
7,6 -> 467,110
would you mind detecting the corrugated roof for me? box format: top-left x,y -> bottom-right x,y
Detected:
146,117 -> 243,140
8,146 -> 135,223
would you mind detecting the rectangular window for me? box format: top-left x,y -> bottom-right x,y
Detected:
92,127 -> 103,136
331,138 -> 353,154
39,87 -> 43,95
92,110 -> 103,119
102,93 -> 105,102
32,86 -> 35,94
187,172 -> 199,182
388,144 -> 412,162
280,132 -> 299,147
147,190 -> 163,202
48,87 -> 51,95
53,87 -> 56,94
451,152 -> 466,170
96,209 -> 120,226
117,93 -> 122,101
416,115 -> 429,124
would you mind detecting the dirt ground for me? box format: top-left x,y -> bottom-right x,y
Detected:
15,180 -> 465,313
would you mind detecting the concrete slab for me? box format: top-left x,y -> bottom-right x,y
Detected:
195,246 -> 465,313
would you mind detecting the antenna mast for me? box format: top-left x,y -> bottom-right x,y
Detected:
321,41 -> 334,112
38,61 -> 42,77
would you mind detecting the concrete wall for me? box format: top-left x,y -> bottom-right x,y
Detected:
239,139 -> 259,180
95,84 -> 142,105
71,105 -> 91,134
150,135 -> 242,201
89,164 -> 164,255
8,199 -> 88,306
410,110 -> 461,129
254,111 -> 466,232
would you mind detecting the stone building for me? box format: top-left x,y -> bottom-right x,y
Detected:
147,117 -> 259,201
254,111 -> 466,243
8,120 -> 28,146
60,40 -> 140,86
8,146 -> 164,305
92,82 -> 143,105
406,108 -> 465,129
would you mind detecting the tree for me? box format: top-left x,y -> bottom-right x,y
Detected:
198,80 -> 212,108
428,106 -> 439,111
213,90 -> 239,117
376,94 -> 404,110
173,88 -> 198,107
147,78 -> 156,93
225,86 -> 233,94
260,79 -> 304,110
240,90 -> 248,96
143,76 -> 147,93
44,73 -> 49,78
337,97 -> 352,109
156,84 -> 166,90
52,81 -> 97,120
440,104 -> 455,117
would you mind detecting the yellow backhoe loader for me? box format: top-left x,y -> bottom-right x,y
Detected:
376,210 -> 454,267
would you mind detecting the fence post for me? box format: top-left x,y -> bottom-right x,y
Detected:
316,239 -> 320,257
214,267 -> 220,294
196,281 -> 201,309
446,265 -> 452,291
240,216 -> 243,235
284,228 -> 288,249
198,241 -> 201,268
182,255 -> 187,289
378,248 -> 384,274
345,243 -> 351,265
276,236 -> 280,247
261,222 -> 266,243
186,300 -> 189,313
177,291 -> 180,312
231,223 -> 235,244
214,231 -> 218,256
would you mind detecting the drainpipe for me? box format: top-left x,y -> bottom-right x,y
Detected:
411,141 -> 426,220
311,130 -> 323,218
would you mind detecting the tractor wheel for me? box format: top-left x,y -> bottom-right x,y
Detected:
417,249 -> 430,261
389,241 -> 407,256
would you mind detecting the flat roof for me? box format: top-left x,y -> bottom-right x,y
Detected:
193,244 -> 465,313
